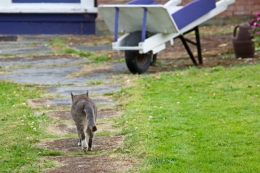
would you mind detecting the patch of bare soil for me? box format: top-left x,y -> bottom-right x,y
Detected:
144,34 -> 260,73
38,136 -> 124,153
147,56 -> 260,73
65,35 -> 114,46
96,121 -> 121,135
158,36 -> 234,60
46,154 -> 135,173
47,110 -> 71,120
46,108 -> 119,120
64,34 -> 260,73
37,107 -> 132,172
98,107 -> 119,118
28,98 -> 69,108
28,98 -> 52,108
64,28 -> 260,70
67,63 -> 114,77
47,123 -> 76,135
29,96 -> 116,109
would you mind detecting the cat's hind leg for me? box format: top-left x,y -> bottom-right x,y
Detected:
77,129 -> 82,146
87,126 -> 94,151
78,139 -> 82,146
78,126 -> 88,152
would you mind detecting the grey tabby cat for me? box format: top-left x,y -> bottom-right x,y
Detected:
71,91 -> 97,152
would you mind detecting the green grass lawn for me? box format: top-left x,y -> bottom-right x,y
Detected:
0,81 -> 53,172
117,64 -> 260,173
1,62 -> 260,172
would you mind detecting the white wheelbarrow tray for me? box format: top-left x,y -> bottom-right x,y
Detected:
98,0 -> 236,73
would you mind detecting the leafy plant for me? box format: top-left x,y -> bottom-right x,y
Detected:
250,12 -> 260,48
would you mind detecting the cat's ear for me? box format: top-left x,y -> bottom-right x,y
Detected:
71,92 -> 74,101
86,90 -> 89,97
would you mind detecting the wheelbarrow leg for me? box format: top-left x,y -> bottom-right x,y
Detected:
179,35 -> 198,65
178,26 -> 203,65
195,26 -> 203,64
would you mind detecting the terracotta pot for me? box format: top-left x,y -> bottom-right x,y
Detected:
232,24 -> 255,58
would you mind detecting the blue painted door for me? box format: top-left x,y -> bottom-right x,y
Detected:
0,13 -> 97,35
1,0 -> 97,34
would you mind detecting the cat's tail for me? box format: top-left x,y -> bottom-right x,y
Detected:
84,104 -> 97,132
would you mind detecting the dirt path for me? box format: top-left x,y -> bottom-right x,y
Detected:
34,108 -> 134,173
18,57 -> 135,172
0,35 -> 137,172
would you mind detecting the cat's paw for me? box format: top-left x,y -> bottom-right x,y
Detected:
88,148 -> 92,151
81,139 -> 88,152
82,147 -> 88,152
78,142 -> 81,146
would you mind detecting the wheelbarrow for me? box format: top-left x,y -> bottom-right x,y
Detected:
98,0 -> 235,74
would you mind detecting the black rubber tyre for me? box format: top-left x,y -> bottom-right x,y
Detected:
125,31 -> 151,74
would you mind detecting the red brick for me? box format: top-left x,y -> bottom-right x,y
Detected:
234,0 -> 248,5
244,10 -> 253,15
245,5 -> 253,11
217,11 -> 233,17
154,0 -> 167,4
234,11 -> 245,15
252,10 -> 260,15
252,5 -> 260,10
180,0 -> 193,5
228,5 -> 244,11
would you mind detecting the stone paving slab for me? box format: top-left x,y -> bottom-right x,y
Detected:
0,36 -> 112,55
0,56 -> 88,67
0,35 -> 52,55
0,66 -> 92,85
48,85 -> 121,96
48,85 -> 120,107
0,46 -> 52,55
50,97 -> 117,107
0,61 -> 127,85
72,45 -> 111,51
0,35 -> 123,107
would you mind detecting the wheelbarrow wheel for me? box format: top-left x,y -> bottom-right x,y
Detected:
125,31 -> 151,74
125,50 -> 151,74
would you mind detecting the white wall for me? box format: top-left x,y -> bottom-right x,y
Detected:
0,0 -> 97,13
